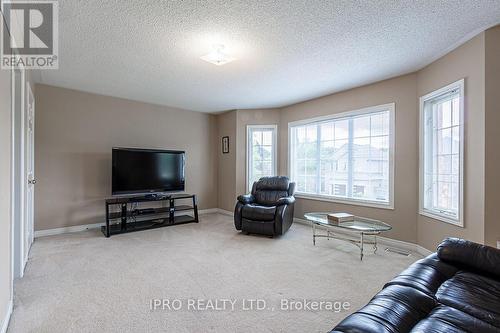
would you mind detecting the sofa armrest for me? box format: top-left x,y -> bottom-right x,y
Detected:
237,194 -> 255,205
437,237 -> 500,278
275,196 -> 295,206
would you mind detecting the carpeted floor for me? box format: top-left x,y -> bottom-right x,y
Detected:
9,213 -> 421,333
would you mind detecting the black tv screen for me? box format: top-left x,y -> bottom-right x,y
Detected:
112,148 -> 185,195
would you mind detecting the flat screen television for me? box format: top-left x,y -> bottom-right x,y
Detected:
112,148 -> 185,195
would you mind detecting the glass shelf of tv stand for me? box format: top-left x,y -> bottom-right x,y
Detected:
107,205 -> 194,220
105,193 -> 195,205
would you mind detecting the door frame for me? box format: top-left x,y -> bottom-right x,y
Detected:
11,65 -> 26,280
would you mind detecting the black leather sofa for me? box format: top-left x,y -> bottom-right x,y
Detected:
331,238 -> 500,333
234,176 -> 295,237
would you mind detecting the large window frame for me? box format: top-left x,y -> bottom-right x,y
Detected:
419,79 -> 464,227
288,103 -> 395,209
246,124 -> 278,192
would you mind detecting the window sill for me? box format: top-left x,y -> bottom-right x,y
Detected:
295,193 -> 394,210
419,210 -> 463,227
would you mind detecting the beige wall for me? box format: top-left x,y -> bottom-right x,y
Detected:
484,26 -> 500,247
0,19 -> 13,329
35,85 -> 218,231
217,110 -> 237,212
279,74 -> 419,243
416,34 -> 486,250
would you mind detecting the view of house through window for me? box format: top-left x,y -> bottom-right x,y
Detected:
247,125 -> 277,191
289,105 -> 394,206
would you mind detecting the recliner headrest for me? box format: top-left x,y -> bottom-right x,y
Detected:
255,176 -> 290,191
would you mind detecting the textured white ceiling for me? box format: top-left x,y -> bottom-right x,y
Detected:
39,0 -> 500,112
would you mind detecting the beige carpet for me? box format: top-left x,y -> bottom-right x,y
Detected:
9,213 -> 420,333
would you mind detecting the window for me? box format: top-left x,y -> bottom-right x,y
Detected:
289,104 -> 394,208
247,125 -> 277,191
419,79 -> 464,226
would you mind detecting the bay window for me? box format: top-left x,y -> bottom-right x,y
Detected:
289,104 -> 395,208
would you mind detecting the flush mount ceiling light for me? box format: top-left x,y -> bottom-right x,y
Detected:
200,44 -> 236,66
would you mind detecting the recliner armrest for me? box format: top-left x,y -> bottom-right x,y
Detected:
275,196 -> 295,206
237,194 -> 255,204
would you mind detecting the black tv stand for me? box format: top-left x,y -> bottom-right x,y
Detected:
102,193 -> 198,237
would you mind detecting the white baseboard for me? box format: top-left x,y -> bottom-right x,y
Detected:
293,217 -> 433,257
35,222 -> 104,238
216,209 -> 233,216
199,208 -> 219,214
415,245 -> 433,256
199,208 -> 232,216
1,299 -> 13,333
34,208 -> 224,238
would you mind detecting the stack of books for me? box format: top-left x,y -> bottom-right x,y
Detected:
327,212 -> 354,225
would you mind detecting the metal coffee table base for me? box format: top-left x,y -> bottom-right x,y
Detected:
312,223 -> 380,261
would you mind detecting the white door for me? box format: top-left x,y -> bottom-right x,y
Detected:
25,83 -> 35,253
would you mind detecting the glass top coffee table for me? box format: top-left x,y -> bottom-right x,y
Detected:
304,212 -> 392,260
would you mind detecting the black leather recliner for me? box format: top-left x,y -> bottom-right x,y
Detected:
330,237 -> 500,333
234,176 -> 296,237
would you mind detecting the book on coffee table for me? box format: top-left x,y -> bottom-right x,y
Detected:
327,213 -> 354,224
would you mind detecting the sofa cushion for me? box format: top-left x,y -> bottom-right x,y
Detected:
331,285 -> 436,333
384,254 -> 458,296
437,237 -> 500,279
410,305 -> 499,333
241,204 -> 276,221
435,271 -> 500,328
